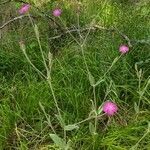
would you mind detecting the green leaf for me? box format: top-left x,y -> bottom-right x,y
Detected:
148,122 -> 150,132
97,106 -> 103,115
89,122 -> 95,135
113,56 -> 119,64
64,124 -> 79,131
94,78 -> 105,87
39,102 -> 45,112
48,52 -> 53,69
50,134 -> 66,149
66,140 -> 73,150
15,3 -> 21,9
88,72 -> 95,86
55,115 -> 65,128
19,41 -> 26,52
134,102 -> 139,114
29,42 -> 37,49
34,24 -> 40,38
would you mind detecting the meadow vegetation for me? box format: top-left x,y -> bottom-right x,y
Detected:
0,0 -> 150,149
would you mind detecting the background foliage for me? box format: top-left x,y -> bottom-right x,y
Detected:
0,0 -> 150,149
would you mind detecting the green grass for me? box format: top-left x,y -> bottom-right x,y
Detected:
0,0 -> 150,149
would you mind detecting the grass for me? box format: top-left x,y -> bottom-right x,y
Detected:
0,0 -> 150,149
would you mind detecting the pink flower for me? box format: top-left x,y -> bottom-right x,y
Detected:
19,4 -> 30,14
102,101 -> 118,116
53,9 -> 62,17
119,45 -> 129,54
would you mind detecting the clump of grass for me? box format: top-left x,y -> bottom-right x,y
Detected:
0,0 -> 150,149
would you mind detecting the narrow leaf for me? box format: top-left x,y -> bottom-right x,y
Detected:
34,24 -> 39,38
95,78 -> 105,87
66,140 -> 73,150
148,122 -> 150,132
50,134 -> 66,149
39,102 -> 45,112
64,124 -> 79,131
97,106 -> 103,115
55,114 -> 65,128
88,72 -> 95,86
89,122 -> 95,135
134,102 -> 139,113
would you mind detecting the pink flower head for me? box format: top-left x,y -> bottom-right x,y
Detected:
119,45 -> 129,54
19,4 -> 30,14
102,101 -> 118,116
53,9 -> 62,17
